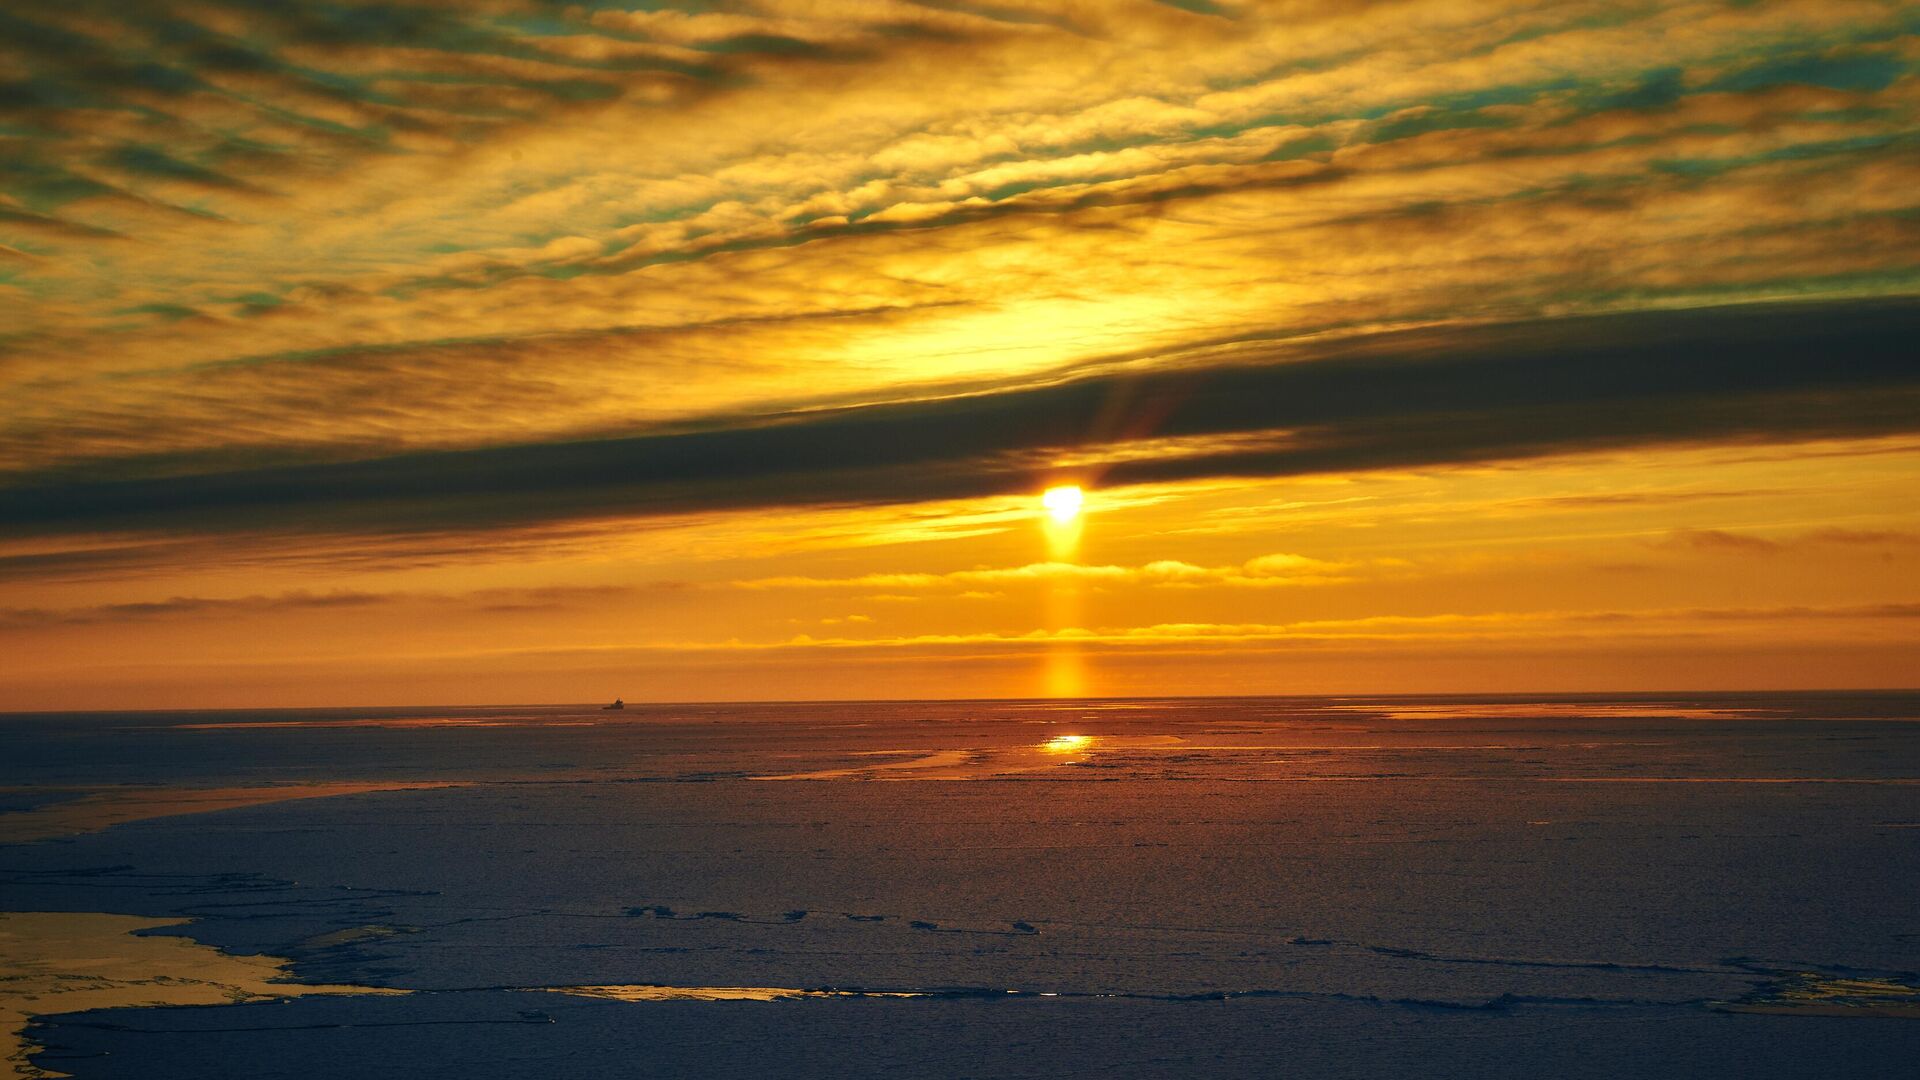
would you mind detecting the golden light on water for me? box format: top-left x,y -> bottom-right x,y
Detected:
1041,734 -> 1093,754
1042,485 -> 1085,524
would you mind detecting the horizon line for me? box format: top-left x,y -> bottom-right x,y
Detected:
5,686 -> 1918,717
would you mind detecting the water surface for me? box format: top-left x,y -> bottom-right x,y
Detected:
3,693 -> 1916,1078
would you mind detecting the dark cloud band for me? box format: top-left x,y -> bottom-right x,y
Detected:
4,298 -> 1917,538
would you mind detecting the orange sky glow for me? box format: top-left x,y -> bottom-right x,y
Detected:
2,0 -> 1918,707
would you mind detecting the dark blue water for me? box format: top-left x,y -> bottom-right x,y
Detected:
4,693 -> 1918,1078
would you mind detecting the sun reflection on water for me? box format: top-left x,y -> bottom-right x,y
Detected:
1042,734 -> 1094,753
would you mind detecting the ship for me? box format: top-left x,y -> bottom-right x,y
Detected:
602,698 -> 624,711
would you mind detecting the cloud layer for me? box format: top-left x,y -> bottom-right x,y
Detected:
5,1 -> 1919,496
4,298 -> 1916,537
4,2 -> 1919,704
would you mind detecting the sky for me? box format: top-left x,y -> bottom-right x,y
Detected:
2,0 -> 1918,708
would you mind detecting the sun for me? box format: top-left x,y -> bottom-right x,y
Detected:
1042,484 -> 1085,524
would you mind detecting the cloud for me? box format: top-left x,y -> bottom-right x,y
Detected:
1504,489 -> 1792,511
738,552 -> 1360,591
1661,528 -> 1785,555
1658,525 -> 1920,555
4,0 -> 1918,491
6,2 -> 1920,704
624,600 -> 1920,654
2,5 -> 1917,569
0,583 -> 638,627
0,589 -> 392,627
2,297 -> 1916,539
1802,527 -> 1920,547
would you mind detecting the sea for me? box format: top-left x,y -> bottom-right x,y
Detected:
2,692 -> 1917,1078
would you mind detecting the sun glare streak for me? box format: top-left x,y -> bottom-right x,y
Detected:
1041,484 -> 1086,561
1037,485 -> 1089,695
1041,734 -> 1093,753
